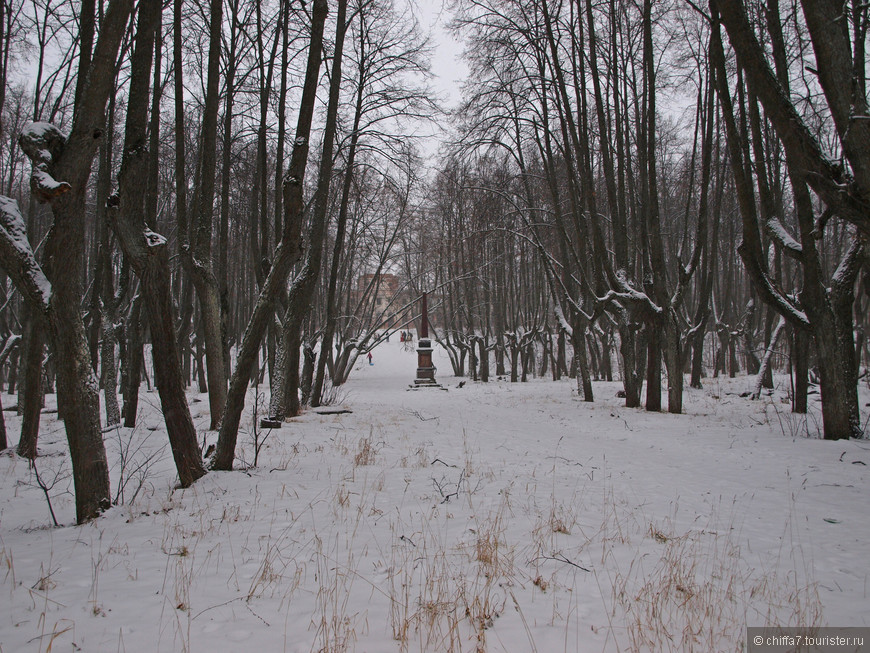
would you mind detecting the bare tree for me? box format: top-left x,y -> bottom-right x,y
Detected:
1,0 -> 133,523
210,0 -> 329,471
712,0 -> 864,439
271,0 -> 349,421
109,0 -> 205,487
184,0 -> 228,430
310,0 -> 436,406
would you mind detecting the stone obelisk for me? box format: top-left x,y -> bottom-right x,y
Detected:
413,292 -> 439,387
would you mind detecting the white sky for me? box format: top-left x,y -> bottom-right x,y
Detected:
412,0 -> 467,109
406,0 -> 468,157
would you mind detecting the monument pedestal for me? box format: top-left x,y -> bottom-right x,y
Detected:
409,293 -> 443,389
411,338 -> 442,389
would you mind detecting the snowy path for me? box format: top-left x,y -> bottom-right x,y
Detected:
1,340 -> 869,652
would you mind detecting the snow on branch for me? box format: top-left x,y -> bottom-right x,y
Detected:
0,333 -> 21,365
609,269 -> 663,315
765,217 -> 803,260
831,238 -> 863,293
737,242 -> 809,329
19,122 -> 71,202
553,304 -> 574,337
595,287 -> 663,316
143,228 -> 167,250
0,196 -> 51,312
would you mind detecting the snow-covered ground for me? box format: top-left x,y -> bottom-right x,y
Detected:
1,339 -> 869,652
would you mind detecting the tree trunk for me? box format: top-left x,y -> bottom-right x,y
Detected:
122,296 -> 143,426
619,312 -> 642,407
173,0 -> 192,382
539,333 -> 550,378
690,320 -> 707,390
574,327 -> 594,402
792,328 -> 809,414
713,2 -> 863,438
274,0 -> 348,418
0,391 -> 6,450
311,61 -> 365,407
300,341 -> 315,405
557,331 -> 567,378
285,330 -> 302,416
140,252 -> 206,484
269,331 -> 288,418
7,346 -> 19,395
311,172 -> 355,404
599,329 -> 613,382
663,312 -> 683,414
17,313 -> 45,459
96,90 -> 119,427
645,318 -> 662,412
110,0 -> 205,485
751,316 -> 785,400
6,0 -> 132,522
495,336 -> 506,377
218,0 -> 240,378
478,337 -> 489,382
587,334 -> 600,382
46,235 -> 112,521
100,303 -> 121,427
186,0 -> 227,430
728,337 -> 738,378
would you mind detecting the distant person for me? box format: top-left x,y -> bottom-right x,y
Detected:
368,352 -> 373,365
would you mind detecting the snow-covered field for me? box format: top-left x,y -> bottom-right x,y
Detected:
1,340 -> 869,652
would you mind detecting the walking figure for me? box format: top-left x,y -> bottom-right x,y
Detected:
368,352 -> 373,366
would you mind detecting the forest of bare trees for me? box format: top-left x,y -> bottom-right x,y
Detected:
0,0 -> 868,522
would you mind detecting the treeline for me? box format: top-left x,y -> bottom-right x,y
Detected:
403,0 -> 870,440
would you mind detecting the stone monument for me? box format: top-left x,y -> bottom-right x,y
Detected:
413,292 -> 441,388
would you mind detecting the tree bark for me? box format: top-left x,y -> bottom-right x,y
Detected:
122,296 -> 143,426
751,316 -> 786,400
713,4 -> 862,438
0,391 -> 6,450
311,49 -> 366,407
17,311 -> 45,459
100,302 -> 120,427
792,328 -> 809,414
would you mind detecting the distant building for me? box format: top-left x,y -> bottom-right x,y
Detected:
354,273 -> 413,330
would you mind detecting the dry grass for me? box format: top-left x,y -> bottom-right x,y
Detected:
601,500 -> 823,653
353,435 -> 376,467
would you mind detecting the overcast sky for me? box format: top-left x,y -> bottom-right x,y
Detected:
407,0 -> 468,156
413,0 -> 467,108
